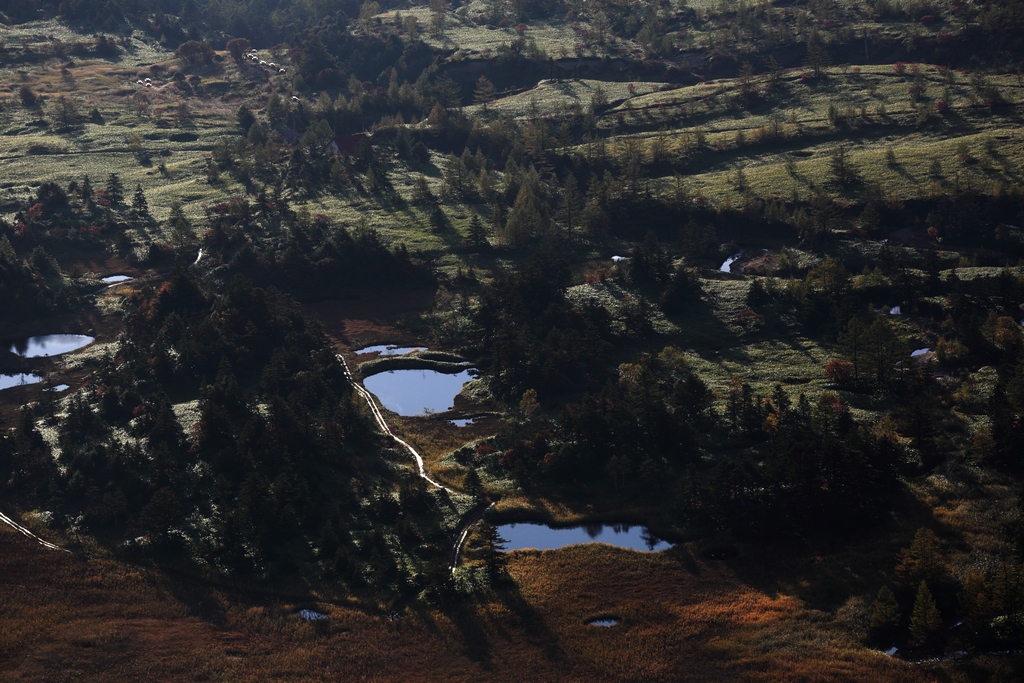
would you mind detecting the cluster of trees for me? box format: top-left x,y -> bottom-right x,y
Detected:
0,173 -> 154,258
197,193 -> 433,300
868,528 -> 1024,653
473,254 -> 614,400
0,269 -> 450,594
0,235 -> 77,325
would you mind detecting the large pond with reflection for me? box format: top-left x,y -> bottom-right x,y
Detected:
497,523 -> 672,553
8,334 -> 94,358
0,374 -> 43,391
363,368 -> 474,416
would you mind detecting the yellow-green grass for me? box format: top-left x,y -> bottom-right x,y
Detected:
374,5 -> 620,60
552,65 -> 1024,204
465,78 -> 674,119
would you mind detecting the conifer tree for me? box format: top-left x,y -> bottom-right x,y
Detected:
555,173 -> 584,242
464,467 -> 483,500
868,585 -> 901,644
168,201 -> 196,252
478,520 -> 508,584
466,211 -> 489,251
501,172 -> 549,246
960,569 -> 993,647
79,175 -> 93,207
474,76 -> 496,108
105,173 -> 124,207
131,184 -> 150,220
909,580 -> 942,648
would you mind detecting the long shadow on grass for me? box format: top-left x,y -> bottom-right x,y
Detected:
662,287 -> 744,358
717,489 -> 957,614
494,580 -> 564,662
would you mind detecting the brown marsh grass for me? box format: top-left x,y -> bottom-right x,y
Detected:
0,523 -> 939,682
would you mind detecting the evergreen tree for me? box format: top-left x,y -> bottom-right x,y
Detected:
168,201 -> 196,252
80,175 -> 93,206
412,175 -> 436,206
501,176 -> 549,246
868,585 -> 901,644
478,520 -> 508,584
464,467 -> 483,500
909,581 -> 942,648
959,569 -> 994,648
105,173 -> 124,207
237,104 -> 256,132
466,212 -> 489,251
131,184 -> 150,220
555,173 -> 584,242
474,75 -> 496,108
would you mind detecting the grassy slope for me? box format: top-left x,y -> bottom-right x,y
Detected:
2,14 -> 1024,682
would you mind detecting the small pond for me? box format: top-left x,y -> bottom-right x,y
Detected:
45,384 -> 71,392
587,618 -> 620,627
354,344 -> 428,356
9,334 -> 94,358
497,523 -> 672,553
451,417 -> 475,427
0,374 -> 43,391
101,275 -> 132,283
911,348 -> 930,357
296,609 -> 328,621
720,253 -> 742,273
364,368 -> 474,416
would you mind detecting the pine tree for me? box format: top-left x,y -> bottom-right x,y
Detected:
464,467 -> 483,500
80,175 -> 93,206
466,212 -> 489,251
474,76 -> 496,109
478,520 -> 508,584
0,235 -> 16,263
555,173 -> 584,242
131,184 -> 150,220
412,174 -> 436,206
868,585 -> 901,644
960,569 -> 993,647
237,105 -> 255,133
168,201 -> 196,252
909,581 -> 942,648
105,173 -> 124,207
501,174 -> 549,246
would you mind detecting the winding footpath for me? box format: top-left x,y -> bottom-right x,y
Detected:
336,354 -> 492,574
1,352 -> 490,577
0,510 -> 68,552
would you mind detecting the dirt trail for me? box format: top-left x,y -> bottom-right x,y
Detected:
0,510 -> 67,552
336,353 -> 491,574
2,351 -> 491,579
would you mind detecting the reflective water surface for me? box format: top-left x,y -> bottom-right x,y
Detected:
0,374 -> 43,391
497,523 -> 672,553
363,369 -> 474,416
354,345 -> 428,356
9,335 -> 94,357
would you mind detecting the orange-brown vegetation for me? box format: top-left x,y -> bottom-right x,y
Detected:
0,524 -> 940,682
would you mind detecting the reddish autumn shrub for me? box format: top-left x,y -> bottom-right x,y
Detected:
824,359 -> 854,386
515,22 -> 527,35
935,99 -> 949,114
893,62 -> 906,74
